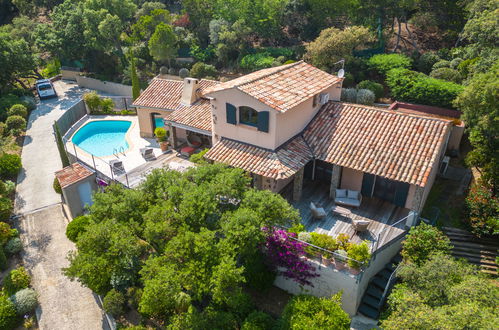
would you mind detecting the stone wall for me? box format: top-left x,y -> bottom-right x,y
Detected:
76,76 -> 132,96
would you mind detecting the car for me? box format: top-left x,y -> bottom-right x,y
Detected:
35,79 -> 57,100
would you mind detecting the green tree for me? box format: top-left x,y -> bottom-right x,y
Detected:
280,293 -> 350,329
382,253 -> 499,329
454,63 -> 499,191
149,23 -> 178,65
401,223 -> 452,265
305,26 -> 374,71
54,121 -> 70,167
130,52 -> 140,101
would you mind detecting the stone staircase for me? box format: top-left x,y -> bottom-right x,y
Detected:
442,226 -> 498,275
357,254 -> 402,319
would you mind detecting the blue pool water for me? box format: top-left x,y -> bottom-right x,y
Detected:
72,120 -> 131,157
154,117 -> 164,128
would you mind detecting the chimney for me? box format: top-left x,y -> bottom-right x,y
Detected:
181,77 -> 200,106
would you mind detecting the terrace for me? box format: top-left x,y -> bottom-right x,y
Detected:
283,179 -> 411,252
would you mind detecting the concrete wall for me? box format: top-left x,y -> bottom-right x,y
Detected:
447,123 -> 465,151
340,167 -> 363,191
274,234 -> 405,316
76,76 -> 132,96
61,69 -> 80,81
211,82 -> 342,150
137,107 -> 173,137
61,175 -> 97,218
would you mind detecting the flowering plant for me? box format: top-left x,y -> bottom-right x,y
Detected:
263,228 -> 319,287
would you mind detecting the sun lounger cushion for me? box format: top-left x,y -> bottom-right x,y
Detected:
347,190 -> 359,200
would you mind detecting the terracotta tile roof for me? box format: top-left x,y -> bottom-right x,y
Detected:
132,78 -> 218,110
203,61 -> 342,113
204,136 -> 313,180
55,163 -> 94,189
303,102 -> 451,187
164,100 -> 212,132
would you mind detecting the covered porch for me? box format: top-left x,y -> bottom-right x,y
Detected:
282,179 -> 411,250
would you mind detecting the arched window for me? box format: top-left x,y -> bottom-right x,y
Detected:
239,106 -> 258,127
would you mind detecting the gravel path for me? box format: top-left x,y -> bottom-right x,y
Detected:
15,81 -> 106,330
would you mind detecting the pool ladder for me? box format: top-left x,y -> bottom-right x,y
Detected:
113,146 -> 126,157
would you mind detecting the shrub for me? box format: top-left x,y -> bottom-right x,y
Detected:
154,127 -> 167,141
280,294 -> 350,329
429,68 -> 462,83
417,52 -> 441,74
3,181 -> 15,195
66,215 -> 91,243
8,104 -> 28,118
179,68 -> 189,78
53,177 -> 62,194
450,58 -> 463,69
103,289 -> 125,317
310,233 -> 338,251
4,237 -> 22,256
0,198 -> 12,221
297,232 -> 311,243
100,98 -> 114,113
83,92 -> 101,112
189,148 -> 209,164
0,153 -> 22,178
0,293 -> 17,329
386,68 -> 464,109
432,60 -> 451,70
457,57 -> 479,77
367,54 -> 412,76
340,88 -> 357,102
346,241 -> 371,269
0,181 -> 6,196
287,223 -> 305,235
465,180 -> 499,237
190,62 -> 217,79
0,221 -> 11,244
356,89 -> 375,105
242,311 -> 275,330
226,291 -> 254,323
159,66 -> 168,74
356,80 -> 384,100
0,248 -> 7,271
0,123 -> 6,137
401,223 -> 452,265
6,115 -> 26,132
240,53 -> 275,71
168,68 -> 176,75
4,267 -> 30,295
10,288 -> 38,315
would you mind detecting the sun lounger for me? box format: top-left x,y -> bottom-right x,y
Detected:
109,159 -> 125,175
140,148 -> 156,161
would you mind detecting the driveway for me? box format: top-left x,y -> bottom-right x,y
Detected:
15,80 -> 106,329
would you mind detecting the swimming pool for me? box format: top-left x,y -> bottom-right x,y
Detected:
72,120 -> 131,157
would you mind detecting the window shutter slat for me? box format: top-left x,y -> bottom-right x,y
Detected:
257,111 -> 269,132
226,103 -> 237,124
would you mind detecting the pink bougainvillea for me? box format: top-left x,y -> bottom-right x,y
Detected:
263,228 -> 319,287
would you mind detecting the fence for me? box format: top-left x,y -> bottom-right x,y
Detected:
54,100 -> 87,135
108,96 -> 135,111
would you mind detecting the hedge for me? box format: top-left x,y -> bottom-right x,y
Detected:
386,68 -> 464,109
367,53 -> 412,76
357,80 -> 384,100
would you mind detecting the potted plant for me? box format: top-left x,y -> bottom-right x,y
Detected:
298,232 -> 317,258
333,249 -> 348,270
154,127 -> 170,152
346,241 -> 371,275
310,233 -> 339,265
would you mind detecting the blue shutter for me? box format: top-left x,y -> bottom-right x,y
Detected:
226,103 -> 237,124
393,182 -> 410,207
257,111 -> 269,132
361,173 -> 375,197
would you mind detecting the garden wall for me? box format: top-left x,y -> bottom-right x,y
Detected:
76,76 -> 132,96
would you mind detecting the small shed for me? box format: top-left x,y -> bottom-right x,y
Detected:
55,163 -> 97,218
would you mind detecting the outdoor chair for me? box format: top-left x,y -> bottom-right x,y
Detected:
352,219 -> 370,235
109,159 -> 125,175
187,134 -> 202,148
140,148 -> 156,161
310,202 -> 326,220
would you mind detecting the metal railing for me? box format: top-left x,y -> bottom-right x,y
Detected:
371,213 -> 414,253
379,263 -> 401,308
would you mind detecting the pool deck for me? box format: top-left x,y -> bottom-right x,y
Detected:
64,115 -> 194,187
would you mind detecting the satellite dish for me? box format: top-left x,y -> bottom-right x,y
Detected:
337,68 -> 345,78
